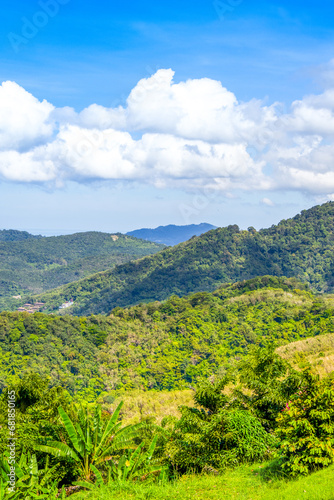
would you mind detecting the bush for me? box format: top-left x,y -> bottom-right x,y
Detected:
276,370 -> 334,475
165,378 -> 275,473
236,345 -> 301,432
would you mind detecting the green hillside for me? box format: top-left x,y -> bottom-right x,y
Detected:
0,229 -> 42,242
2,277 -> 334,498
0,232 -> 164,311
31,202 -> 334,315
2,276 -> 334,400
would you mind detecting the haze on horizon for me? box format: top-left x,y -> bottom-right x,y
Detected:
1,0 -> 334,235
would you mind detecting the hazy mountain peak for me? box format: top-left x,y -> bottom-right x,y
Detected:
126,223 -> 217,246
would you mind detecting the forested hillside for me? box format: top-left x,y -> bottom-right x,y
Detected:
32,202 -> 334,315
0,229 -> 42,242
1,276 -> 334,400
0,232 -> 164,311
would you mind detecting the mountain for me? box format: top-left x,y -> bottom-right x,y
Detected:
126,223 -> 217,246
0,229 -> 42,242
0,232 -> 164,311
29,202 -> 334,315
0,276 -> 330,396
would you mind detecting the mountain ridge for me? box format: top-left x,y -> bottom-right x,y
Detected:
0,229 -> 42,242
27,201 -> 334,315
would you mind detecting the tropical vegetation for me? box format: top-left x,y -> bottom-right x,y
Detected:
2,276 -> 334,398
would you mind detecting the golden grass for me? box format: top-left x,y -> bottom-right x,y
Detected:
277,333 -> 334,376
105,389 -> 194,425
227,289 -> 312,307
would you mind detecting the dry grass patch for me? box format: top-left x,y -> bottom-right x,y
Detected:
277,333 -> 334,376
105,389 -> 194,425
227,289 -> 311,308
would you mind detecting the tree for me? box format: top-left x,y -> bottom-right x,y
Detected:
165,377 -> 274,473
235,345 -> 301,431
276,370 -> 334,475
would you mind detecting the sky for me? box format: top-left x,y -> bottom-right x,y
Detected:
1,0 -> 334,235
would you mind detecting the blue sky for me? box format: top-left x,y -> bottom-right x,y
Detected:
1,0 -> 334,234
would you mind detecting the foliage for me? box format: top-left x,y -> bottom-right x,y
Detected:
165,378 -> 275,473
106,436 -> 163,482
234,346 -> 302,431
0,374 -> 77,486
76,435 -> 166,492
276,370 -> 334,476
1,277 -> 334,396
0,451 -> 62,499
36,402 -> 142,481
0,230 -> 41,243
0,374 -> 73,453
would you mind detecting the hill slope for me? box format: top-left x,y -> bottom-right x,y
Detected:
126,223 -> 217,246
31,202 -> 334,315
0,232 -> 164,311
2,276 -> 334,398
0,229 -> 42,242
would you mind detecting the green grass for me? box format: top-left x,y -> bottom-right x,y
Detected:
73,462 -> 334,499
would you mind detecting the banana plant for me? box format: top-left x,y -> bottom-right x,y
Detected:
0,452 -> 60,499
75,434 -> 167,492
36,401 -> 142,481
0,478 -> 18,500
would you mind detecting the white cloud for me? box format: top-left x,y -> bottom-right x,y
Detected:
126,69 -> 277,146
0,81 -> 54,151
1,66 -> 334,195
262,197 -> 275,206
0,150 -> 56,182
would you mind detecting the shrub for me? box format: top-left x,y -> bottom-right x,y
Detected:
276,370 -> 334,475
165,378 -> 275,473
236,345 -> 301,432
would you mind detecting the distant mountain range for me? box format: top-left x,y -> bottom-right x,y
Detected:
29,202 -> 334,316
126,223 -> 217,246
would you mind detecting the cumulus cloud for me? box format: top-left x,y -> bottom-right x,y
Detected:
0,81 -> 54,151
2,66 -> 334,195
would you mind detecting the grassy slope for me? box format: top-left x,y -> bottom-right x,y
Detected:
33,201 -> 334,315
277,330 -> 334,377
74,463 -> 334,500
114,389 -> 194,425
0,232 -> 163,311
